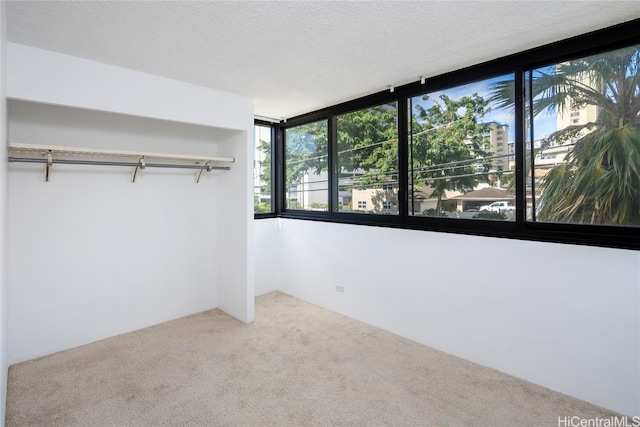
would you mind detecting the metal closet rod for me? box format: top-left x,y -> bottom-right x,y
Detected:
8,142 -> 235,164
8,157 -> 231,171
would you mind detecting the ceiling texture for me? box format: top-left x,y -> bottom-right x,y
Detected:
6,1 -> 640,121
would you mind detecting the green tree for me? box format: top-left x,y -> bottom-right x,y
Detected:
260,110 -> 398,212
253,193 -> 271,213
284,120 -> 328,192
337,104 -> 398,189
257,137 -> 272,190
260,97 -> 493,215
410,93 -> 493,214
256,125 -> 328,194
491,45 -> 640,225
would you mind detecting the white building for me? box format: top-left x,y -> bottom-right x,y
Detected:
486,122 -> 511,172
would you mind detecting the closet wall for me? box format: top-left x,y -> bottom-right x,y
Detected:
5,43 -> 254,364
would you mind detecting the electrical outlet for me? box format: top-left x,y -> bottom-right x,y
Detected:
336,284 -> 345,293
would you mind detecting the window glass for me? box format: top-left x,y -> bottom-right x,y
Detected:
409,75 -> 516,220
527,45 -> 640,226
336,103 -> 399,215
285,120 -> 329,211
253,124 -> 273,213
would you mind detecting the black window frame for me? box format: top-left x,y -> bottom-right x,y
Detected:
258,18 -> 640,250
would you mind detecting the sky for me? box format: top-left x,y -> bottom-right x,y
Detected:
412,73 -> 557,142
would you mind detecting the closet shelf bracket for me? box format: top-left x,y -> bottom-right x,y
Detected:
132,157 -> 146,183
196,161 -> 212,184
45,151 -> 53,182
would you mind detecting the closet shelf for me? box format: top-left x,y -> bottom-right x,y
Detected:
8,142 -> 234,183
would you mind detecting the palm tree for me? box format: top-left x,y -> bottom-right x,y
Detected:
490,44 -> 640,226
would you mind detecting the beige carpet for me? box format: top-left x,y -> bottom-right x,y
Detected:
7,291 -> 618,426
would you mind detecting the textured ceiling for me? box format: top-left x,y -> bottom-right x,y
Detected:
6,1 -> 640,121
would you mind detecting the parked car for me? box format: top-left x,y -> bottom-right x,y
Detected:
479,201 -> 515,213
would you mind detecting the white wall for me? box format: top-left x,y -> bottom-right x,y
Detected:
216,127 -> 255,323
0,1 -> 7,423
6,43 -> 248,131
254,218 -> 280,296
5,45 -> 254,363
267,218 -> 639,416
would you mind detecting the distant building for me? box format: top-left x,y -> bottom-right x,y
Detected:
533,82 -> 599,175
287,171 -> 329,210
556,98 -> 598,135
484,122 -> 511,172
350,183 -> 398,214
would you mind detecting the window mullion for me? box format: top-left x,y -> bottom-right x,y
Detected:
514,68 -> 526,226
329,115 -> 337,214
398,95 -> 409,221
275,123 -> 284,215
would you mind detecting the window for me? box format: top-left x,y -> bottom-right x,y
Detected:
254,124 -> 273,214
285,120 -> 328,211
336,103 -> 399,215
408,75 -> 516,220
527,44 -> 640,227
273,19 -> 639,249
